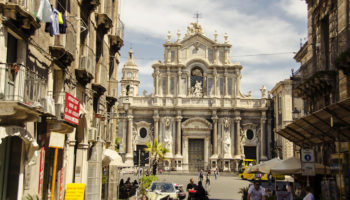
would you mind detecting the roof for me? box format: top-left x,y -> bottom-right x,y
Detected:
277,98 -> 350,147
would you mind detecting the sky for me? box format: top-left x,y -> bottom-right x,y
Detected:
119,0 -> 308,97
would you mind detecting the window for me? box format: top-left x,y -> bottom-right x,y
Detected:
139,128 -> 147,138
246,129 -> 254,140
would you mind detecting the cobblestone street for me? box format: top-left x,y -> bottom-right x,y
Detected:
121,173 -> 251,200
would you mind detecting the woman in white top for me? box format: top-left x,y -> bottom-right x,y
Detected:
303,186 -> 314,200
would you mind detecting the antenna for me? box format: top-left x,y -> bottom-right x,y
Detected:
193,12 -> 202,23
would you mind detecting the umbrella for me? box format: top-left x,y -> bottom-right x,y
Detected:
245,158 -> 281,174
270,157 -> 330,175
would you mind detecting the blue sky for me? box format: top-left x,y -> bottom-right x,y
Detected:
119,0 -> 307,97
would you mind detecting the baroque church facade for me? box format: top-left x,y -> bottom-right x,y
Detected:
117,23 -> 273,171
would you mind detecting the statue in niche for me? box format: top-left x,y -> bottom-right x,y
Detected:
164,118 -> 172,153
223,121 -> 231,155
192,80 -> 202,97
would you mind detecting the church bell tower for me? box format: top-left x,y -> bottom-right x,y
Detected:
120,49 -> 140,97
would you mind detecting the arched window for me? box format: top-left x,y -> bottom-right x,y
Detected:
190,67 -> 203,88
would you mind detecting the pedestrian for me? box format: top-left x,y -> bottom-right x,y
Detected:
247,180 -> 267,200
199,169 -> 204,182
205,172 -> 210,187
214,168 -> 218,180
187,178 -> 197,200
303,186 -> 314,200
195,181 -> 208,200
125,177 -> 131,185
268,173 -> 273,186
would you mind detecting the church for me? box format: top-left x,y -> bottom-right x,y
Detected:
117,23 -> 273,172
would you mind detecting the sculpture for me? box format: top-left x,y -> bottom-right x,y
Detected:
223,129 -> 231,155
192,80 -> 202,97
164,118 -> 172,153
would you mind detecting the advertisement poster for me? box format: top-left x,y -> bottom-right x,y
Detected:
64,93 -> 80,125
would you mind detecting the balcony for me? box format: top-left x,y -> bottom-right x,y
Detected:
0,0 -> 40,38
109,18 -> 124,54
47,91 -> 75,133
0,63 -> 46,126
76,46 -> 96,86
95,13 -> 112,34
49,45 -> 74,69
81,0 -> 100,14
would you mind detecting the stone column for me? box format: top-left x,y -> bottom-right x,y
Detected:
211,116 -> 218,155
234,117 -> 242,158
126,114 -> 134,162
153,116 -> 160,141
155,69 -> 159,96
177,68 -> 182,97
183,136 -> 189,171
235,70 -> 241,97
224,70 -> 228,97
260,117 -> 267,161
187,72 -> 191,96
213,69 -> 217,97
167,67 -> 171,96
203,73 -> 207,96
204,137 -> 209,169
176,116 -> 182,156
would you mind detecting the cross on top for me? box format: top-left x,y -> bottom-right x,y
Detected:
193,12 -> 201,24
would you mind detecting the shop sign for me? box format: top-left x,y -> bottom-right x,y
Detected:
38,147 -> 45,197
64,93 -> 80,125
49,132 -> 65,149
301,148 -> 315,162
64,183 -> 85,200
302,162 -> 316,176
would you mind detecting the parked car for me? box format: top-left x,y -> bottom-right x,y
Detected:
147,181 -> 179,200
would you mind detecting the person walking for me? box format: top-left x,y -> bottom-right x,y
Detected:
205,171 -> 210,187
247,180 -> 266,200
303,186 -> 314,200
199,169 -> 204,182
186,178 -> 197,200
214,168 -> 218,180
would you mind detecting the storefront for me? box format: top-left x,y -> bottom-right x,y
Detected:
277,98 -> 350,200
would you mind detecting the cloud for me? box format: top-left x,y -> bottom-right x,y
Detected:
278,0 -> 308,20
120,0 -> 307,97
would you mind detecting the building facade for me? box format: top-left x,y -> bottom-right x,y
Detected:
277,0 -> 350,199
271,79 -> 303,159
0,0 -> 123,199
118,23 -> 273,172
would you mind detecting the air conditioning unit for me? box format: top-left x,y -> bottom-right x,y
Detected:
40,97 -> 56,115
55,103 -> 64,120
80,56 -> 88,71
88,128 -> 97,142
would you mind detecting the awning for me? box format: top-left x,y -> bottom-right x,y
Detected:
277,98 -> 350,147
0,126 -> 39,164
102,149 -> 125,167
246,158 -> 281,174
270,157 -> 330,175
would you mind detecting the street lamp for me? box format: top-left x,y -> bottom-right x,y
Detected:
292,107 -> 300,120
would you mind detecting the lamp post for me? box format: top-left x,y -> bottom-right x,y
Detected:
292,107 -> 300,120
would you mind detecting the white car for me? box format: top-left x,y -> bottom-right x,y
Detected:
147,181 -> 178,200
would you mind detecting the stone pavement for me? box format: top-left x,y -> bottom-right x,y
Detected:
122,173 -> 251,200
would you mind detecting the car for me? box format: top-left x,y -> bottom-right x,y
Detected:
147,181 -> 179,200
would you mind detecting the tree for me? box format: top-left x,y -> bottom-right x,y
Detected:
115,137 -> 121,152
144,139 -> 169,175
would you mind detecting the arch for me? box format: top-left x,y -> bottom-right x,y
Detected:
186,58 -> 210,73
182,117 -> 212,131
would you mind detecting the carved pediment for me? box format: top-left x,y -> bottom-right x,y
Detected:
182,117 -> 212,131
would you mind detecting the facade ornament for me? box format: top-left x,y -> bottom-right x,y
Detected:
223,126 -> 231,156
177,30 -> 181,41
214,30 -> 218,42
164,117 -> 172,152
247,91 -> 252,97
260,85 -> 267,98
224,33 -> 228,44
167,31 -> 171,42
223,118 -> 230,129
186,22 -> 204,35
192,80 -> 203,97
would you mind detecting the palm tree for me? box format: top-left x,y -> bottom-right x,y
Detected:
144,139 -> 169,175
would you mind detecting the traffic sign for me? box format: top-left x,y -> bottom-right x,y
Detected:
301,148 -> 315,162
302,162 -> 316,176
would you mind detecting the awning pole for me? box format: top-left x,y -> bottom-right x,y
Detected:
50,148 -> 58,200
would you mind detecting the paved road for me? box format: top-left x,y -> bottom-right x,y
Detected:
122,173 -> 251,200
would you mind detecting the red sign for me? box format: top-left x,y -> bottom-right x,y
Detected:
64,93 -> 80,125
38,147 -> 45,198
59,149 -> 64,200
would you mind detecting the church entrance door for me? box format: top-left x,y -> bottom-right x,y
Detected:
188,139 -> 204,172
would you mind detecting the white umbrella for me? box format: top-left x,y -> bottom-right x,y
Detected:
270,157 -> 330,175
245,158 -> 281,174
